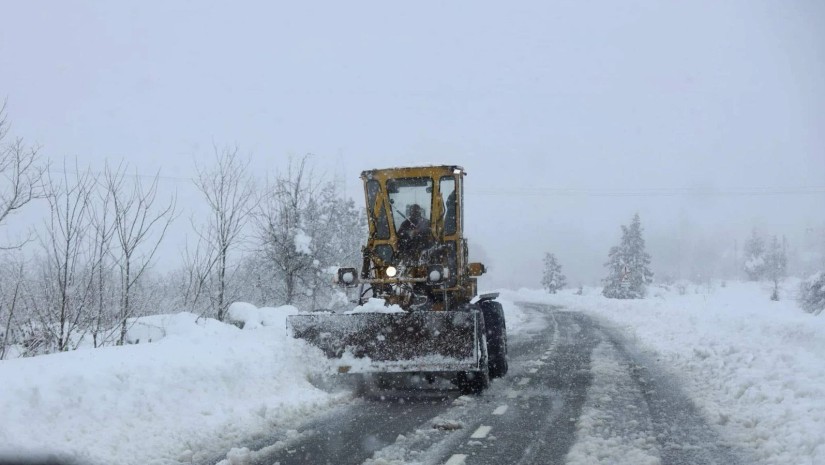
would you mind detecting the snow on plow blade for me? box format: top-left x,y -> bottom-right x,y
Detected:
287,311 -> 480,373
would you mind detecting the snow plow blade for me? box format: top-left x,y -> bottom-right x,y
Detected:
287,311 -> 481,373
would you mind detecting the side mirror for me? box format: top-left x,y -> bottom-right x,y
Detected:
467,262 -> 486,277
336,267 -> 359,288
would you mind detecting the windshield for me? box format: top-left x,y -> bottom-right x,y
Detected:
387,177 -> 433,234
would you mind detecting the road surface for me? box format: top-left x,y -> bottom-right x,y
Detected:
209,303 -> 744,465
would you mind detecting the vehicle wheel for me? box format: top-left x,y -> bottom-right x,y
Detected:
480,300 -> 508,378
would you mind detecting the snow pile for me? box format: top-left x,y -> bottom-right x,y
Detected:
491,294 -> 542,335
293,229 -> 312,254
227,301 -> 300,330
505,281 -> 825,465
344,297 -> 406,314
0,308 -> 342,465
124,311 -> 229,343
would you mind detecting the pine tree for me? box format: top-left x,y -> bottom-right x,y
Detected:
799,271 -> 825,315
765,235 -> 788,300
541,253 -> 566,294
602,213 -> 654,299
743,228 -> 766,281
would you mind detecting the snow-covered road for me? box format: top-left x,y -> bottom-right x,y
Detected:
210,304 -> 742,465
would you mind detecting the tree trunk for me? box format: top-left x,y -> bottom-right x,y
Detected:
217,246 -> 227,321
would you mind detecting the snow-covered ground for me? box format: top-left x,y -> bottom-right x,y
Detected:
499,280 -> 825,465
0,306 -> 347,465
1,282 -> 821,465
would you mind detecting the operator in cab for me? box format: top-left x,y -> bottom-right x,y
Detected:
397,203 -> 433,259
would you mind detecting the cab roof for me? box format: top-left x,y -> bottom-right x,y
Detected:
360,165 -> 465,179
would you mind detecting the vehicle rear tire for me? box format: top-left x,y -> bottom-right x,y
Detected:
480,300 -> 508,379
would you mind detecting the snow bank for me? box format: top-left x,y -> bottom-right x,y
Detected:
227,302 -> 300,330
507,281 -> 825,465
490,293 -> 545,335
0,309 -> 342,465
344,297 -> 405,314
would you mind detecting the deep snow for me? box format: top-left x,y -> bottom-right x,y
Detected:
0,283 -> 822,465
0,308 -> 345,465
500,280 -> 825,465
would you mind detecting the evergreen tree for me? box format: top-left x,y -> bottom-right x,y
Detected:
541,253 -> 566,294
602,213 -> 654,299
743,228 -> 766,281
799,271 -> 825,315
765,235 -> 788,300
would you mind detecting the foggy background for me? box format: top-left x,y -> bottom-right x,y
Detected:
1,0 -> 823,289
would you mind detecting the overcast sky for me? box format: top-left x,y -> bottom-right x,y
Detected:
1,1 -> 824,287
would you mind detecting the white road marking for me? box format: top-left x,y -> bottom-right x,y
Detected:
529,368 -> 539,374
470,425 -> 492,439
444,454 -> 467,465
519,377 -> 531,386
506,389 -> 519,399
492,405 -> 508,415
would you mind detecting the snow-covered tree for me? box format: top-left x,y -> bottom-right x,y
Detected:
255,156 -> 366,309
255,155 -> 319,306
541,252 -> 566,294
799,271 -> 825,315
603,213 -> 654,299
765,235 -> 788,301
301,183 -> 366,308
743,229 -> 766,281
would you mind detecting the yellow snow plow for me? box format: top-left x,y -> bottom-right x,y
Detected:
287,165 -> 507,393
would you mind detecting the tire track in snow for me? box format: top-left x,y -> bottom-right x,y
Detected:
565,341 -> 661,465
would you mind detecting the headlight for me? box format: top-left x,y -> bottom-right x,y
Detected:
427,264 -> 445,284
385,266 -> 398,277
336,267 -> 358,287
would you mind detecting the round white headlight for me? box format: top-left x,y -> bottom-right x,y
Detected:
342,272 -> 355,284
385,266 -> 398,278
429,270 -> 442,282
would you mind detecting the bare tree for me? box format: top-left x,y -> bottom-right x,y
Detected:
105,163 -> 176,345
766,235 -> 788,301
88,174 -> 119,347
0,100 -> 47,249
0,259 -> 25,359
192,145 -> 256,320
178,231 -> 217,315
31,164 -> 97,352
